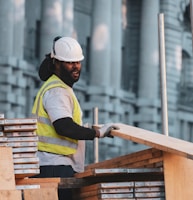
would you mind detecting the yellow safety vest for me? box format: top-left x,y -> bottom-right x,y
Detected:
32,74 -> 82,155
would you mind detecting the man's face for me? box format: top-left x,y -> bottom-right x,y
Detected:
59,61 -> 82,86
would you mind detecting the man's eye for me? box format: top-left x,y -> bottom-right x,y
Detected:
64,61 -> 80,65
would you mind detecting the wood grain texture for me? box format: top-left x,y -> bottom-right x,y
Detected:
85,148 -> 163,170
0,190 -> 21,200
163,152 -> 193,200
0,147 -> 15,190
95,123 -> 193,160
23,188 -> 58,200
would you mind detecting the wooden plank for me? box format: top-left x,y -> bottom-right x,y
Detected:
7,136 -> 38,142
16,185 -> 40,190
23,188 -> 58,200
14,164 -> 39,169
4,118 -> 37,125
76,193 -> 165,200
15,169 -> 40,178
89,187 -> 134,194
79,181 -> 164,193
135,186 -> 165,192
134,192 -> 165,198
79,192 -> 165,199
0,141 -> 38,147
0,190 -> 22,200
163,152 -> 193,200
77,188 -> 133,199
16,178 -> 60,188
81,193 -> 135,199
78,198 -> 135,200
4,124 -> 37,132
13,152 -> 37,158
13,157 -> 39,164
6,132 -> 36,137
0,137 -> 8,142
85,148 -> 163,170
75,168 -> 162,178
95,123 -> 193,160
12,147 -> 37,153
135,181 -> 164,187
79,182 -> 135,193
0,147 -> 16,190
59,177 -> 91,188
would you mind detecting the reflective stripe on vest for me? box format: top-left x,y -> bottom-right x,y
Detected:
31,115 -> 78,149
31,114 -> 52,126
38,135 -> 78,149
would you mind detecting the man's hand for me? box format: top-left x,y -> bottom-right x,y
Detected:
97,123 -> 119,138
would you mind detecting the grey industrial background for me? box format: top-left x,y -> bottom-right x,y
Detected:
0,0 -> 192,164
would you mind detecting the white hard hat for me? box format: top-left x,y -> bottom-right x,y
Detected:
51,37 -> 84,62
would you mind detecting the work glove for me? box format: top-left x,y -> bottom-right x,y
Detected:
98,123 -> 119,138
83,123 -> 92,128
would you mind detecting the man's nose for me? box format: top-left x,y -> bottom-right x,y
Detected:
72,62 -> 81,68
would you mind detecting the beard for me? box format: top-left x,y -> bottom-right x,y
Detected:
59,63 -> 81,87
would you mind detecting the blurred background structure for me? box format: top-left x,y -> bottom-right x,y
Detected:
0,0 -> 193,164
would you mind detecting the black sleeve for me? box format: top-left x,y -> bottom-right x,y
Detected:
53,117 -> 96,140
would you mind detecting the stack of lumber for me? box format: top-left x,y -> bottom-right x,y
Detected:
75,181 -> 165,200
73,168 -> 165,200
0,113 -> 39,179
0,147 -> 22,200
68,147 -> 165,200
90,123 -> 193,199
0,146 -> 59,200
0,113 -> 59,200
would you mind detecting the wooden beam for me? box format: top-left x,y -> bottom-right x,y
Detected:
94,123 -> 193,160
0,190 -> 22,200
163,152 -> 193,199
75,168 -> 162,178
16,177 -> 60,188
23,188 -> 58,200
85,148 -> 163,170
0,147 -> 15,190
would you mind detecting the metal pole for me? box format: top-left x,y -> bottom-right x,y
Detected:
190,0 -> 193,51
158,13 -> 169,136
93,107 -> 99,163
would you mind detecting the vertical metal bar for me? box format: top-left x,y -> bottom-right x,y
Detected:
93,107 -> 99,163
190,0 -> 193,51
158,13 -> 169,136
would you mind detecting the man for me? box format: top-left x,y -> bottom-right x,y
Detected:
32,36 -> 119,199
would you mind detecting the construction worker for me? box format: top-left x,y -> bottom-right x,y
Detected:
32,36 -> 119,200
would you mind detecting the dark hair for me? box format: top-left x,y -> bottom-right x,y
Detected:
38,53 -> 54,81
38,36 -> 62,81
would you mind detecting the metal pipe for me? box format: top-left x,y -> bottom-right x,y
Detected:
93,107 -> 99,163
158,13 -> 169,136
190,0 -> 193,51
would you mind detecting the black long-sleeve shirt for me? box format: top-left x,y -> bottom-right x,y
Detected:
53,117 -> 96,140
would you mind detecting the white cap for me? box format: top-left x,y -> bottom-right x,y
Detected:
51,37 -> 84,62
